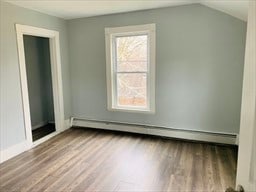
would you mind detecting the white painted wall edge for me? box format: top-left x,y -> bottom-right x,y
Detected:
0,119 -> 71,164
236,1 -> 256,191
72,118 -> 238,145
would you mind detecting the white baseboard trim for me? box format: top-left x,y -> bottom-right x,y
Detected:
72,118 -> 238,145
64,119 -> 71,130
0,141 -> 30,164
0,118 -> 71,164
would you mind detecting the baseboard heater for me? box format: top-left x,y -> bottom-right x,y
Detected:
71,117 -> 238,145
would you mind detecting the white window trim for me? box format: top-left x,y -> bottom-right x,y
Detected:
105,24 -> 156,113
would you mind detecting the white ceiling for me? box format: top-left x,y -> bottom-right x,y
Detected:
5,0 -> 249,21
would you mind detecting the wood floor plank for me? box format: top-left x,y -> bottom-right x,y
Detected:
44,133 -> 125,191
202,145 -> 215,192
69,135 -> 139,191
0,127 -> 237,192
0,129 -> 83,174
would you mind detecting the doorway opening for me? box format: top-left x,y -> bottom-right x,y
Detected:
16,24 -> 65,147
23,35 -> 56,141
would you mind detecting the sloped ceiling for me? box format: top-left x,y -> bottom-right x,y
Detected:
5,0 -> 249,21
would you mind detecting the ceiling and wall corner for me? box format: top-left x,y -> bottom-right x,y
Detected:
4,0 -> 249,21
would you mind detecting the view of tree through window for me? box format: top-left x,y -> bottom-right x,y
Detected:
115,35 -> 148,108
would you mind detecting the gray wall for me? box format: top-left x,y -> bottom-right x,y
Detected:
24,36 -> 55,129
68,4 -> 246,134
0,1 -> 71,150
0,2 -> 247,151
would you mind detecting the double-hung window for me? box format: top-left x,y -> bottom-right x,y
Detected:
105,24 -> 155,113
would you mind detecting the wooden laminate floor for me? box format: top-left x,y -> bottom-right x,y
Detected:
0,127 -> 237,192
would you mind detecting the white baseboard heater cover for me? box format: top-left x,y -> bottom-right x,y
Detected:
71,117 -> 238,145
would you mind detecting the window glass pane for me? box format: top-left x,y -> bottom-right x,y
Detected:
116,35 -> 148,72
117,73 -> 147,107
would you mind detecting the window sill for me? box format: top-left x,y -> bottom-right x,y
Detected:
107,106 -> 155,114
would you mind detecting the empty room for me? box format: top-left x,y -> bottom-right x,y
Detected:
0,0 -> 255,192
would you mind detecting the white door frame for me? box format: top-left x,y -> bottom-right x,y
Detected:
236,1 -> 256,191
16,24 -> 65,147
